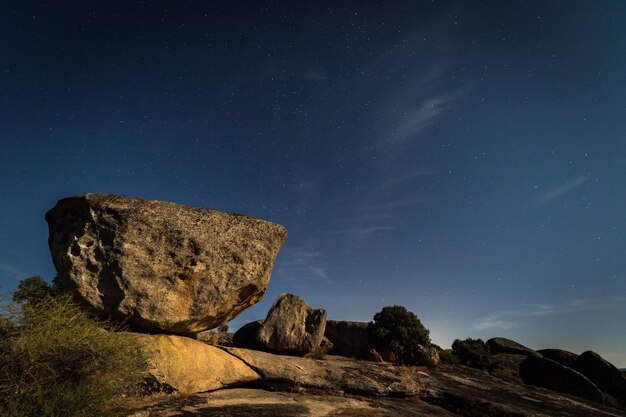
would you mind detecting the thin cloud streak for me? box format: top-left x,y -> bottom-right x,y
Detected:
534,176 -> 588,205
326,225 -> 396,237
378,167 -> 435,189
357,197 -> 424,214
388,85 -> 472,144
0,262 -> 24,281
276,244 -> 330,281
472,298 -> 620,331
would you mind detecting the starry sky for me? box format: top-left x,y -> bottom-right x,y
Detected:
1,1 -> 626,366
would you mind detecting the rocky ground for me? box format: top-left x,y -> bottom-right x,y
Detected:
117,353 -> 624,417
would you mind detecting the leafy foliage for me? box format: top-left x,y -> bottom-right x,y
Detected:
12,276 -> 51,305
369,305 -> 431,365
0,279 -> 146,417
451,338 -> 493,370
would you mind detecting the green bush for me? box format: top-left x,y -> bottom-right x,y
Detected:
0,293 -> 146,417
438,349 -> 459,365
451,338 -> 493,370
369,305 -> 431,365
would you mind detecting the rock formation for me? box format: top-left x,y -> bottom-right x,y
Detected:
256,293 -> 326,355
486,337 -> 537,356
575,351 -> 626,404
232,320 -> 265,350
324,320 -> 375,360
46,194 -> 287,335
519,355 -> 604,403
224,347 -> 420,397
128,333 -> 260,394
537,348 -> 579,369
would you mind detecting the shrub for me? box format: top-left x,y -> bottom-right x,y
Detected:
12,276 -> 51,306
369,305 -> 431,365
438,349 -> 459,365
0,294 -> 146,417
451,338 -> 493,370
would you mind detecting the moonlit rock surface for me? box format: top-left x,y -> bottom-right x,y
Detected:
256,293 -> 326,355
46,194 -> 287,334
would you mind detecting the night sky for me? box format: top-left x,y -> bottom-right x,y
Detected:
2,1 -> 626,366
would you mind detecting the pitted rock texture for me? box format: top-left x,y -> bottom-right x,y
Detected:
256,293 -> 326,355
46,194 -> 287,334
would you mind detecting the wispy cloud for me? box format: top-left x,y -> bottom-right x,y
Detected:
386,84 -> 473,144
472,298 -> 620,331
378,167 -> 435,189
534,176 -> 588,205
0,262 -> 24,280
277,244 -> 330,281
357,197 -> 424,214
325,225 -> 396,238
328,196 -> 424,238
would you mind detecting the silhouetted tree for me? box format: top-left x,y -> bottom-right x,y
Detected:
452,338 -> 493,369
12,276 -> 50,306
369,305 -> 430,365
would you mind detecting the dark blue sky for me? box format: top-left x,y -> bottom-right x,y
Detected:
2,1 -> 625,365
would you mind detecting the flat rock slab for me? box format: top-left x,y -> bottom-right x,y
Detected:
129,333 -> 260,394
420,364 -> 624,417
223,347 -> 420,397
46,194 -> 287,334
120,388 -> 458,417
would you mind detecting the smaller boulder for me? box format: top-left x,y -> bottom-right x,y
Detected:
574,351 -> 626,403
537,349 -> 579,369
233,320 -> 265,350
256,293 -> 326,355
415,344 -> 440,366
324,320 -> 375,360
486,337 -> 537,356
519,355 -> 604,404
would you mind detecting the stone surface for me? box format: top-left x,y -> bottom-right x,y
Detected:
488,353 -> 526,385
224,347 -> 420,397
256,293 -> 326,355
120,365 -> 626,417
537,348 -> 579,369
486,337 -> 537,356
232,320 -> 265,350
420,364 -> 624,416
128,333 -> 260,394
416,344 -> 440,366
120,388 -> 456,417
575,350 -> 626,402
324,320 -> 375,360
46,194 -> 287,334
519,355 -> 604,403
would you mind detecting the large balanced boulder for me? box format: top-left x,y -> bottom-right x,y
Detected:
519,355 -> 604,403
128,333 -> 260,394
486,337 -> 537,356
46,194 -> 287,334
256,293 -> 326,355
575,351 -> 626,403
